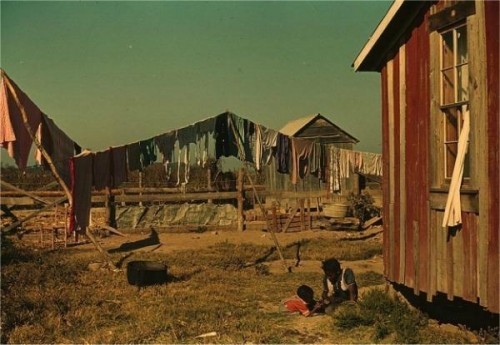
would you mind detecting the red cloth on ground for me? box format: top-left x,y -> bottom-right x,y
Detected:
283,296 -> 311,316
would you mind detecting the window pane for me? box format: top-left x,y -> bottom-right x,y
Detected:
457,25 -> 468,64
457,64 -> 469,102
463,151 -> 470,178
445,142 -> 457,179
442,31 -> 454,69
442,68 -> 455,105
444,108 -> 459,142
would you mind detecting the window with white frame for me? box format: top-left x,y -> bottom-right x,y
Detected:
440,22 -> 470,180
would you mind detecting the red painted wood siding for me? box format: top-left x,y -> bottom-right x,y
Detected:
402,13 -> 430,292
379,0 -> 498,313
485,0 -> 499,314
381,65 -> 390,279
392,53 -> 401,283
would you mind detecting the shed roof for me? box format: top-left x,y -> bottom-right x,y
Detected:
280,113 -> 358,143
353,0 -> 429,72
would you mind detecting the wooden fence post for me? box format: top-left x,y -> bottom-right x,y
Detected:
299,198 -> 305,231
237,168 -> 245,232
207,168 -> 213,203
139,172 -> 143,207
271,202 -> 278,233
307,198 -> 311,230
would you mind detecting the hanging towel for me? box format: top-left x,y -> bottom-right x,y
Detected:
127,142 -> 142,172
155,131 -> 176,163
70,151 -> 93,233
0,73 -> 42,170
291,137 -> 314,184
111,145 -> 127,188
215,112 -> 231,159
36,113 -> 76,187
93,150 -> 111,191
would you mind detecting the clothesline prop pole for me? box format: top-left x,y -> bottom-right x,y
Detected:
227,115 -> 290,273
244,166 -> 291,273
85,227 -> 118,270
3,75 -> 72,205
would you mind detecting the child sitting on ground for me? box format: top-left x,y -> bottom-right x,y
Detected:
321,258 -> 358,310
282,285 -> 324,317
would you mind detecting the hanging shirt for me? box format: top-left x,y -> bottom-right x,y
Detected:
276,133 -> 290,174
139,138 -> 157,168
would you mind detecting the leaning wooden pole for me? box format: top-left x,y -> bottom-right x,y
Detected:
228,116 -> 290,272
1,196 -> 68,234
3,74 -> 72,203
85,227 -> 118,270
1,180 -> 51,205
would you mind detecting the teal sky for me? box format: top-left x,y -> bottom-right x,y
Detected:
1,0 -> 390,162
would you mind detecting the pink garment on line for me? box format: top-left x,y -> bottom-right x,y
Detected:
0,73 -> 42,170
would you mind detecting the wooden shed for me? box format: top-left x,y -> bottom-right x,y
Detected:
262,113 -> 360,198
354,0 -> 498,313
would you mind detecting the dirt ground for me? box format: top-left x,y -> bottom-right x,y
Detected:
89,227 -> 384,277
83,227 -> 480,343
10,224 -> 484,343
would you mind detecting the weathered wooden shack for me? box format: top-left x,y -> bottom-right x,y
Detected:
354,0 -> 498,313
264,113 -> 359,197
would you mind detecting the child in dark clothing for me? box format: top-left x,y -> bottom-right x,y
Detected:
321,258 -> 358,307
282,285 -> 324,316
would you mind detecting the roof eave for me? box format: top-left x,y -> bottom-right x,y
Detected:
353,0 -> 429,72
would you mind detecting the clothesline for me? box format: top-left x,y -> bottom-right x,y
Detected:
1,69 -> 382,235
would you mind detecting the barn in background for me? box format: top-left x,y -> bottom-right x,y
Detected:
354,0 -> 498,313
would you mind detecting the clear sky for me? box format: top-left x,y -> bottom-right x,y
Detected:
1,0 -> 390,164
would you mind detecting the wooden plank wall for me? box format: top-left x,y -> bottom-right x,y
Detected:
381,0 -> 499,313
380,65 -> 390,279
485,0 -> 499,314
397,11 -> 431,292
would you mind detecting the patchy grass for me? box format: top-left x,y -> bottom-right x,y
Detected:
356,271 -> 385,287
0,235 -> 481,344
332,289 -> 475,344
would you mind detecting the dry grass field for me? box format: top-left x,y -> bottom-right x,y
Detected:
1,227 -> 494,344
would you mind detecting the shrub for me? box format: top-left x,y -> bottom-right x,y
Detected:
348,192 -> 380,227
